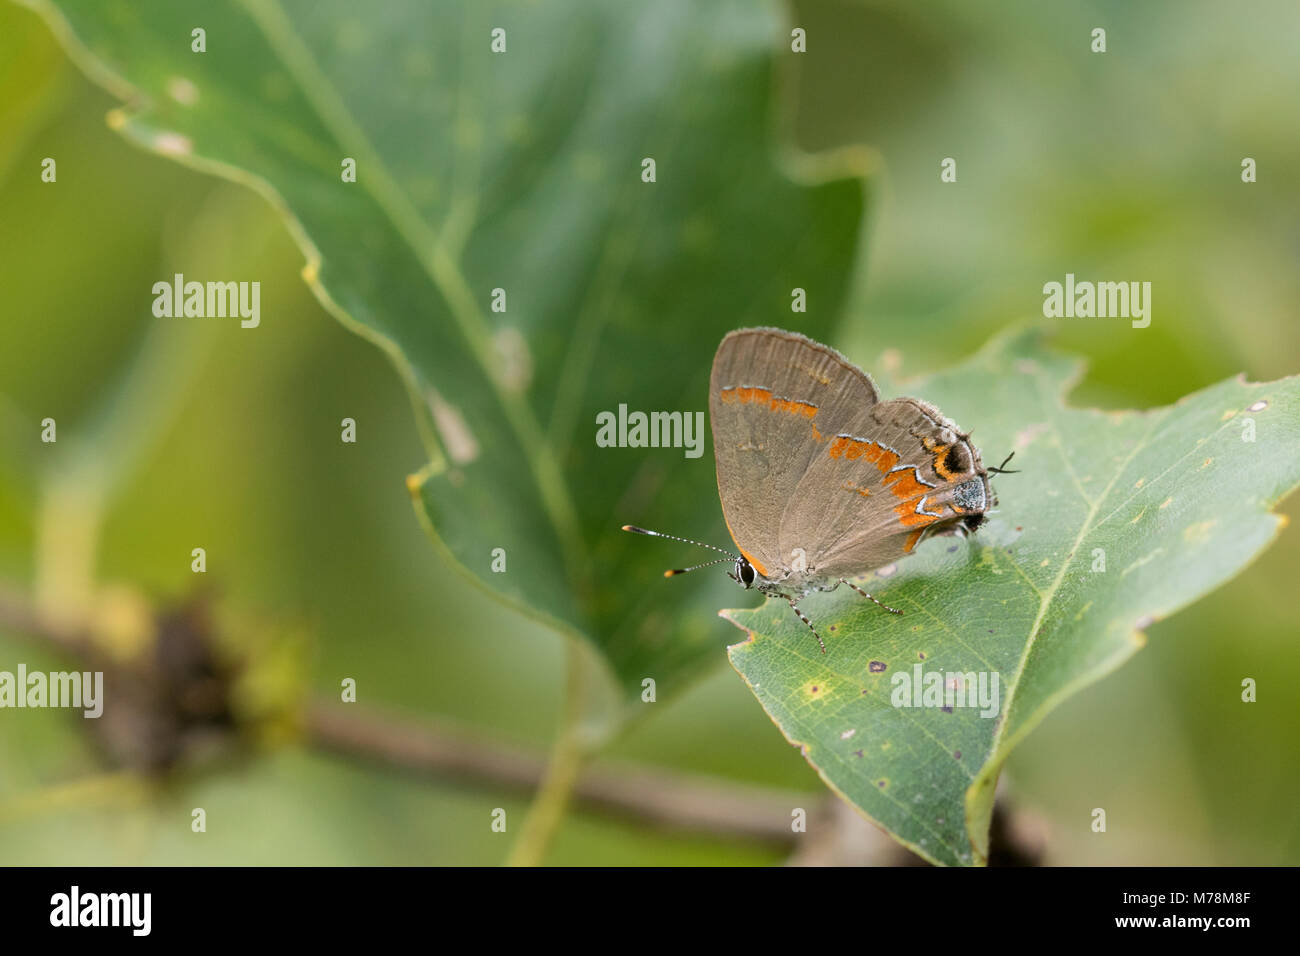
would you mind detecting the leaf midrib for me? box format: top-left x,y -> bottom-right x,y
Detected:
240,0 -> 590,597
983,378 -> 1165,772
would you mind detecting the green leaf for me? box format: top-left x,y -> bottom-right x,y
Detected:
29,0 -> 870,706
725,327 -> 1300,866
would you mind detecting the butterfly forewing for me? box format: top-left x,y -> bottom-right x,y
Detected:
709,327 -> 881,577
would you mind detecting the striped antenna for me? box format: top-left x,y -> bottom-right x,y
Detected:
621,525 -> 737,559
663,556 -> 733,578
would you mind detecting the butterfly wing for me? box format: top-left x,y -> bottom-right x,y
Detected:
709,327 -> 880,578
780,395 -> 993,578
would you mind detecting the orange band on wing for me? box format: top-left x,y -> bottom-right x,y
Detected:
895,503 -> 942,527
834,438 -> 899,472
719,386 -> 817,420
885,468 -> 947,527
771,397 -> 817,419
827,436 -> 902,474
882,467 -> 931,501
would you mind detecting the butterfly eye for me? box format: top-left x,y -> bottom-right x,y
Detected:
736,559 -> 756,588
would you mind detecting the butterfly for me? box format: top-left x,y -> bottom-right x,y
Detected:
625,327 -> 1014,652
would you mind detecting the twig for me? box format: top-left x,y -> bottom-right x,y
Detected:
304,699 -> 812,847
0,582 -> 814,847
504,638 -> 603,865
2,580 -> 1040,862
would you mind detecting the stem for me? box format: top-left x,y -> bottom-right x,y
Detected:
34,318 -> 212,621
307,700 -> 808,844
504,638 -> 604,866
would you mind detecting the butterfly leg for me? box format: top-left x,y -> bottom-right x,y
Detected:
785,597 -> 827,654
841,578 -> 903,615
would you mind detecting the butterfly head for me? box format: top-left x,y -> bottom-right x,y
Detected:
733,555 -> 757,589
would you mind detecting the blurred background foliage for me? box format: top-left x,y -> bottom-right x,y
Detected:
1,0 -> 1297,864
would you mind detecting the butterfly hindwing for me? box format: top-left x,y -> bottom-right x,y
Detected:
780,396 -> 992,578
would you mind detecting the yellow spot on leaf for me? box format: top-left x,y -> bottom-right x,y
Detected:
803,680 -> 830,699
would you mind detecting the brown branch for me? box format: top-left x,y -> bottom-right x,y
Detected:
0,581 -> 818,847
304,701 -> 815,847
1,580 -> 1041,863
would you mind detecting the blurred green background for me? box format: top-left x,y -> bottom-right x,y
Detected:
1,0 -> 1297,864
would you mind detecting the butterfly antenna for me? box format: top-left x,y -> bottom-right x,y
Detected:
988,451 -> 1020,475
663,556 -> 733,578
621,525 -> 738,558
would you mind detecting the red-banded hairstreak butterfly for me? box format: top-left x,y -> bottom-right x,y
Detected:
624,327 -> 1016,653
